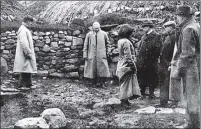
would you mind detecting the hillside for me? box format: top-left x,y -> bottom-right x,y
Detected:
1,0 -> 28,22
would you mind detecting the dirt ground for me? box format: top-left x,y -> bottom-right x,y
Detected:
1,75 -> 186,128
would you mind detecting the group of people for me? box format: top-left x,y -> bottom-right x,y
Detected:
83,5 -> 200,128
11,5 -> 199,128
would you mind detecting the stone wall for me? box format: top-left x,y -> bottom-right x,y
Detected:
1,29 -> 119,79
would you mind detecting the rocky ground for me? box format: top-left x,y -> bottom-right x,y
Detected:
1,75 -> 187,128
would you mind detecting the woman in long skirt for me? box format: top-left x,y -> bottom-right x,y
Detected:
116,24 -> 141,106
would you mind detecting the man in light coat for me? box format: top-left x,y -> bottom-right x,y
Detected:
13,16 -> 37,90
172,6 -> 200,128
83,22 -> 110,87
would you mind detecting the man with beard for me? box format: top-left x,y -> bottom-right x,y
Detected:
158,21 -> 176,107
136,21 -> 162,99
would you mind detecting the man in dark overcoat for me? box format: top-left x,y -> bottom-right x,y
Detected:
171,6 -> 200,128
136,21 -> 162,99
158,21 -> 176,107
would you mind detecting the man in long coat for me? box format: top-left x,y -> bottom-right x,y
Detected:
13,17 -> 37,90
158,21 -> 176,107
83,22 -> 110,87
171,6 -> 200,128
136,21 -> 162,99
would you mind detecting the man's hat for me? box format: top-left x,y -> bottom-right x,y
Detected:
163,21 -> 176,28
141,20 -> 154,28
175,5 -> 193,16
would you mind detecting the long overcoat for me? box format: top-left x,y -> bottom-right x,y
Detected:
170,18 -> 200,114
83,30 -> 110,78
158,29 -> 175,103
13,24 -> 37,73
136,30 -> 162,91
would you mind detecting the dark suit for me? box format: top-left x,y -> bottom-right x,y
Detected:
136,30 -> 162,96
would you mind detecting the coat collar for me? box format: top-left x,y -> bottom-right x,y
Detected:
179,17 -> 196,30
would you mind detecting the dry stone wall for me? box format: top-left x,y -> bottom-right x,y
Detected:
1,29 -> 119,79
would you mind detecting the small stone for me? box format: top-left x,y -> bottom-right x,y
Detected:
65,36 -> 73,42
51,42 -> 59,48
59,31 -> 64,34
49,72 -> 65,78
39,32 -> 45,36
46,32 -> 51,35
35,40 -> 44,47
58,41 -> 64,45
42,45 -> 50,52
54,34 -> 58,38
59,34 -> 65,39
73,30 -> 81,36
32,36 -> 39,40
37,70 -> 48,76
72,37 -> 83,46
1,33 -> 7,37
65,72 -> 79,78
65,58 -> 78,64
63,48 -> 70,51
1,37 -> 7,41
64,65 -> 77,72
45,38 -> 51,44
52,60 -> 56,65
64,42 -> 71,47
43,77 -> 47,79
1,46 -> 5,50
34,47 -> 40,52
3,50 -> 9,54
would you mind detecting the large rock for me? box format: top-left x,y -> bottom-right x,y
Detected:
14,117 -> 49,129
58,34 -> 65,39
1,57 -> 8,75
5,39 -> 15,44
72,37 -> 83,46
41,108 -> 67,129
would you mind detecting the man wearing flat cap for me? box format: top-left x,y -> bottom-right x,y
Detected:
171,5 -> 200,128
136,20 -> 162,99
83,22 -> 110,87
158,21 -> 176,107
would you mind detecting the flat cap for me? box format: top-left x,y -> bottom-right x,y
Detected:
163,21 -> 176,27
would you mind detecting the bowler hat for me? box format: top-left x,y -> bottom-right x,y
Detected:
141,20 -> 154,28
175,5 -> 193,16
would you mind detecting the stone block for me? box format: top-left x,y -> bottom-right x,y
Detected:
65,72 -> 79,78
65,58 -> 78,64
49,73 -> 65,78
64,65 -> 78,72
73,30 -> 81,36
34,47 -> 40,52
39,32 -> 46,36
72,37 -> 83,46
1,37 -> 7,41
1,33 -> 7,37
45,38 -> 51,44
32,36 -> 39,40
54,34 -> 58,38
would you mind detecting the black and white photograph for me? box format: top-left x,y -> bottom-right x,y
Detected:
1,0 -> 200,128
